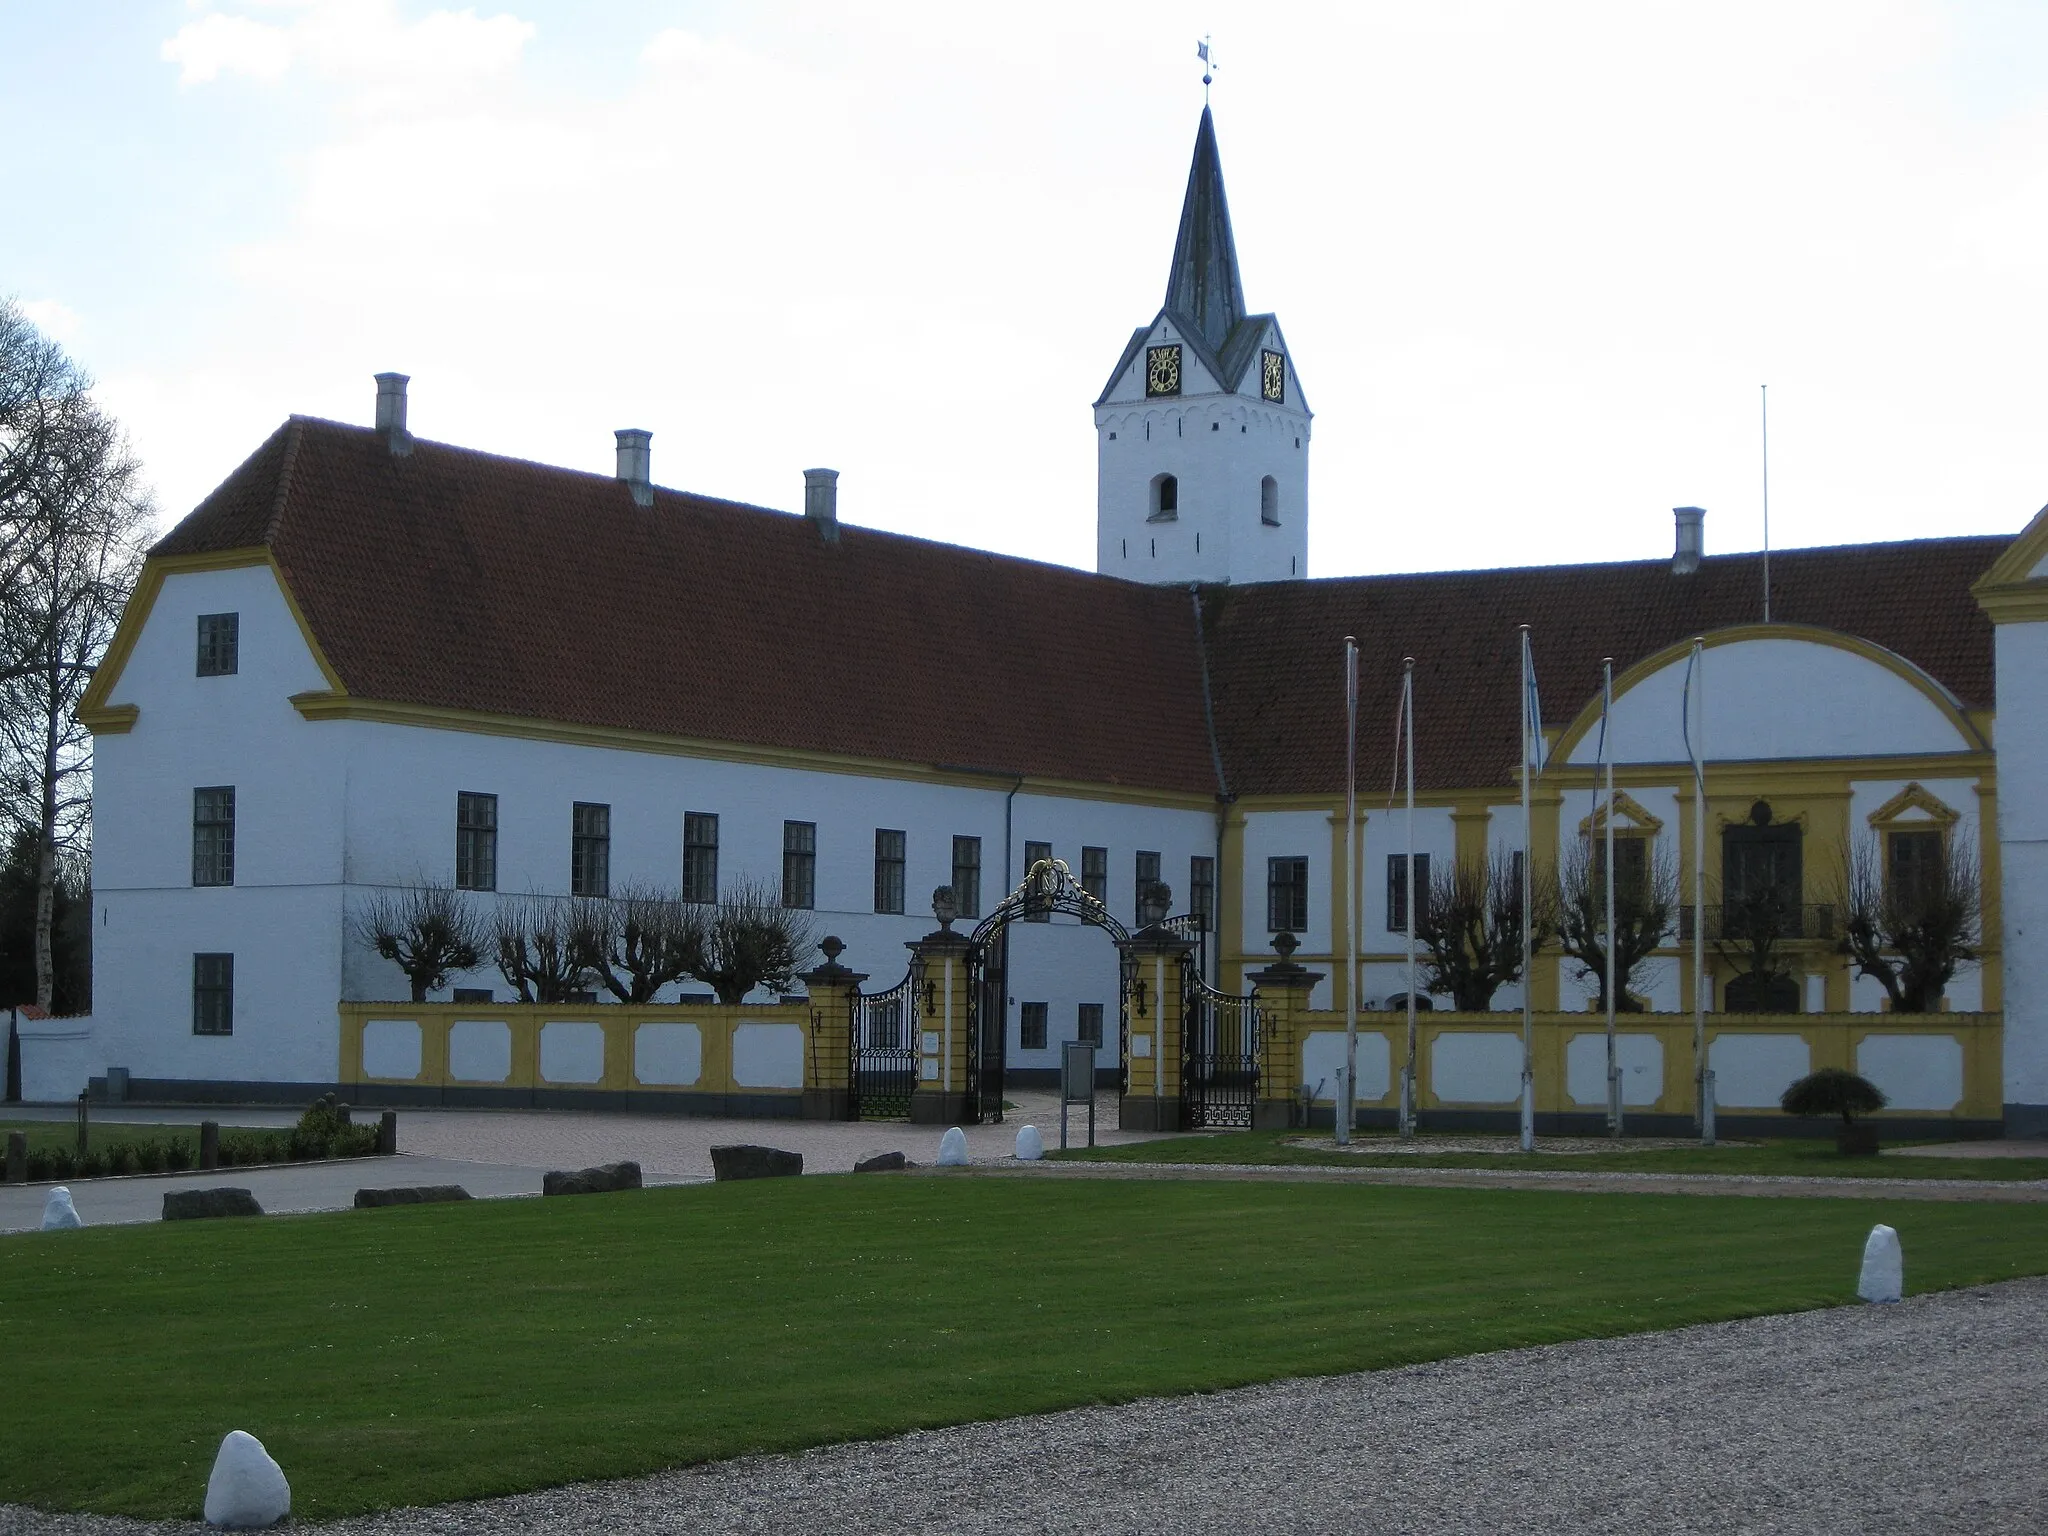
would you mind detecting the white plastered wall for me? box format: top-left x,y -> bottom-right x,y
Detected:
1995,621 -> 2048,1126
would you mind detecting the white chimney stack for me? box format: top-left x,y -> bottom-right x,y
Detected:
1673,506 -> 1704,576
374,373 -> 411,456
615,429 -> 653,508
804,467 -> 839,543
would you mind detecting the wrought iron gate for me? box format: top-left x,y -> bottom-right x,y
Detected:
966,927 -> 1008,1125
1182,956 -> 1260,1129
850,969 -> 920,1120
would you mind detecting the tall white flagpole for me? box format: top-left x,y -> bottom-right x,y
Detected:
1690,637 -> 1714,1146
1341,636 -> 1359,1147
1519,626 -> 1537,1154
1603,657 -> 1620,1138
1401,657 -> 1418,1141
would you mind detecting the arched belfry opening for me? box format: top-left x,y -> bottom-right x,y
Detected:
1151,473 -> 1179,522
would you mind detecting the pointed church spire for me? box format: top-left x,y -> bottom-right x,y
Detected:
1164,106 -> 1247,353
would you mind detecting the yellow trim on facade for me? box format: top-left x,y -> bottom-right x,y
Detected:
1867,781 -> 1961,829
1549,624 -> 1988,763
288,691 -> 1223,809
77,548 -> 349,733
1576,788 -> 1665,838
1970,506 -> 2048,597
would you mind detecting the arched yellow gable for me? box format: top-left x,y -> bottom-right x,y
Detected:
1550,623 -> 1988,767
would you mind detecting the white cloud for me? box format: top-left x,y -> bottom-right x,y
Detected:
161,12 -> 294,86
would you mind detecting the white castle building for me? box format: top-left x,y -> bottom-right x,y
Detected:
29,108 -> 2048,1137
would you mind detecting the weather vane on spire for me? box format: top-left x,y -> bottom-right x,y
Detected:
1197,36 -> 1216,105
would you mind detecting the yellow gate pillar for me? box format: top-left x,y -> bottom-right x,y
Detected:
1117,924 -> 1198,1133
800,935 -> 867,1120
908,897 -> 975,1125
1248,935 -> 1325,1130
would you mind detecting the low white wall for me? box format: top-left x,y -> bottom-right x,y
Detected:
17,1016 -> 94,1103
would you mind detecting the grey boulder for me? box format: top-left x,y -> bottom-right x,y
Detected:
353,1185 -> 473,1209
542,1161 -> 643,1197
854,1151 -> 907,1173
164,1187 -> 264,1221
711,1144 -> 804,1181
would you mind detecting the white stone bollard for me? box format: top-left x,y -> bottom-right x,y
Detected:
937,1126 -> 969,1166
204,1429 -> 291,1529
1015,1124 -> 1044,1161
1857,1223 -> 1903,1304
41,1187 -> 81,1230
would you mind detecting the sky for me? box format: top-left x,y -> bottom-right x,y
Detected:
6,1 -> 2048,578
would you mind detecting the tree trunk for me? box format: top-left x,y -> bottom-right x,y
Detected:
33,664 -> 59,1013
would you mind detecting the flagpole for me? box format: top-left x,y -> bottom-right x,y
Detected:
1692,637 -> 1714,1146
1401,657 -> 1418,1142
1340,636 -> 1359,1147
1519,626 -> 1536,1154
1603,657 -> 1620,1139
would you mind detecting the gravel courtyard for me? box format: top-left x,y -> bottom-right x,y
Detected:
6,1274 -> 2041,1535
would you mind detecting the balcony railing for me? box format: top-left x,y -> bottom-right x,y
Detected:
1678,903 -> 1837,942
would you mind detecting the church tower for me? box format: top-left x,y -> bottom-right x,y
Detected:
1095,107 -> 1311,584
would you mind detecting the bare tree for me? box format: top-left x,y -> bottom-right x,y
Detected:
350,882 -> 487,1003
691,874 -> 815,1005
1713,882 -> 1800,1012
1413,850 -> 1557,1011
1555,839 -> 1677,1013
0,300 -> 152,1010
1835,833 -> 1980,1013
582,882 -> 706,1004
492,894 -> 595,1004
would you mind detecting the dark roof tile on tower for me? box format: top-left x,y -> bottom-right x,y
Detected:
1164,106 -> 1247,353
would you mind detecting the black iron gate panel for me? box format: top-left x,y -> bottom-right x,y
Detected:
965,927 -> 1007,1125
851,969 -> 920,1121
1182,956 -> 1260,1129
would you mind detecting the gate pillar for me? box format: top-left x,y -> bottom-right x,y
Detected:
908,918 -> 975,1125
1118,925 -> 1199,1133
1247,935 -> 1326,1130
801,936 -> 867,1120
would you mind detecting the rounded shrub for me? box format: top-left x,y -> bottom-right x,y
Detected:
1781,1067 -> 1888,1128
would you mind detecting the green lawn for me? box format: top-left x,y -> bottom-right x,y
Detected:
0,1118 -> 202,1156
1054,1128 -> 2048,1181
5,1177 -> 2048,1520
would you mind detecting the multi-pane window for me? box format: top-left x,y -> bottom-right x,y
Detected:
1077,1002 -> 1105,1047
1081,846 -> 1108,904
1387,853 -> 1430,932
192,953 -> 234,1035
1190,855 -> 1216,932
1722,822 -> 1799,908
1591,836 -> 1649,912
571,802 -> 611,897
1269,856 -> 1309,933
951,835 -> 982,919
456,792 -> 498,892
192,787 -> 236,886
196,613 -> 239,676
874,829 -> 906,914
1135,850 -> 1162,923
683,812 -> 719,904
1887,829 -> 1945,911
1020,1001 -> 1049,1051
783,820 -> 817,909
1023,840 -> 1052,920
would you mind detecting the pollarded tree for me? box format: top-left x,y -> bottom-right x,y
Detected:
1836,832 -> 1980,1013
351,881 -> 487,1003
1413,850 -> 1557,1011
493,894 -> 595,1004
1555,838 -> 1677,1014
582,883 -> 706,1004
690,874 -> 816,1005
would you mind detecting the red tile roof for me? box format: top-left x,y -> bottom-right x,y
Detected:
1201,538 -> 2004,796
154,419 -> 1222,794
151,417 -> 2006,799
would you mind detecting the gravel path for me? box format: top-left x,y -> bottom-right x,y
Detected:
7,1276 -> 2043,1535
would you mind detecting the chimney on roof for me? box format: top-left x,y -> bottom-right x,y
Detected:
615,429 -> 653,508
374,372 -> 411,457
1673,506 -> 1704,576
804,468 -> 840,544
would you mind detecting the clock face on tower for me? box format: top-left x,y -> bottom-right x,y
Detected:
1261,349 -> 1286,403
1145,345 -> 1182,398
